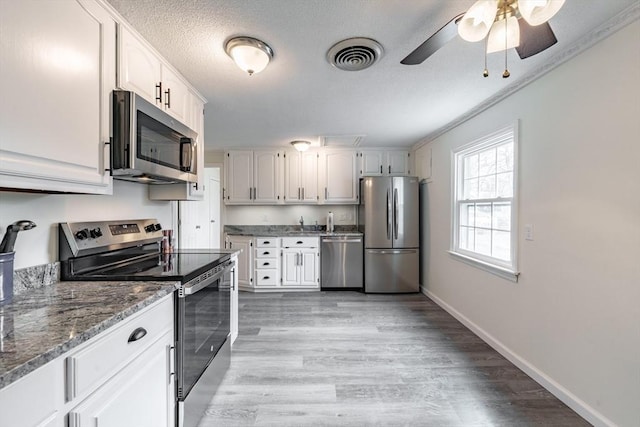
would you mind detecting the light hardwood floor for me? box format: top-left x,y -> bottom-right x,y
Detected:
197,291 -> 589,426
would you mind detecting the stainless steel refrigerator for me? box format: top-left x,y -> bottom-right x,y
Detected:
358,176 -> 420,293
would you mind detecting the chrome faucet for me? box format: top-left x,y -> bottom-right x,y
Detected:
299,216 -> 304,231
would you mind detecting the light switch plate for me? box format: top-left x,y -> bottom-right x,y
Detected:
524,224 -> 534,241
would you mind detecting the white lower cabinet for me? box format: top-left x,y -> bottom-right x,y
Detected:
281,237 -> 320,289
68,330 -> 173,427
0,357 -> 63,427
0,294 -> 174,427
226,235 -> 253,289
254,237 -> 280,288
66,294 -> 175,427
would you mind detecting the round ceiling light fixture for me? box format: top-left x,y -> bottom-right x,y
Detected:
290,140 -> 311,152
224,36 -> 274,76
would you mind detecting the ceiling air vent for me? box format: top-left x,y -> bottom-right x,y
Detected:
327,38 -> 383,71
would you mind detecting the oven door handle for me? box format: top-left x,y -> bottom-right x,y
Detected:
181,261 -> 233,296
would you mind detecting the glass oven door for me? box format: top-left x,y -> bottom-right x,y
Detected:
176,262 -> 231,399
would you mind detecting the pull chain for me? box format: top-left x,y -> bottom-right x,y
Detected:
483,36 -> 489,77
502,16 -> 510,78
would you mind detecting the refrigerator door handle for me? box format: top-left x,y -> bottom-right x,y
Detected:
386,189 -> 392,240
393,188 -> 399,240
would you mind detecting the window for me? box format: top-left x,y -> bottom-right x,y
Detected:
451,124 -> 518,280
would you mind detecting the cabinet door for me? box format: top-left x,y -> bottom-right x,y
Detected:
0,0 -> 114,194
254,151 -> 281,203
227,236 -> 253,288
161,65 -> 190,123
225,151 -> 253,203
281,250 -> 301,287
322,150 -> 358,204
300,249 -> 319,287
68,331 -> 173,427
283,151 -> 302,203
387,151 -> 410,176
0,357 -> 62,427
360,151 -> 384,176
117,25 -> 162,105
301,151 -> 319,203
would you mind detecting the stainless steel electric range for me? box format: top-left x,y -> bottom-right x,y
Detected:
59,219 -> 233,427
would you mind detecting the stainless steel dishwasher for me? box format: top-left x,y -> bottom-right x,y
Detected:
321,235 -> 363,289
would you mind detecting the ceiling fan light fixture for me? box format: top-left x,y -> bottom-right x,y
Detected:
225,37 -> 273,76
486,15 -> 521,53
518,0 -> 566,26
457,0 -> 498,42
290,140 -> 311,152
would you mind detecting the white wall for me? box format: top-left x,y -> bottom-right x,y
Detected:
224,204 -> 356,227
415,20 -> 640,427
0,181 -> 174,269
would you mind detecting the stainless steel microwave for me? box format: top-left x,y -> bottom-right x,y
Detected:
111,90 -> 198,184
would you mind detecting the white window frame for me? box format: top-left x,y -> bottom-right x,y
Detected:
449,122 -> 519,281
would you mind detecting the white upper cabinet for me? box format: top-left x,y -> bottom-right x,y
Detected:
359,150 -> 412,177
320,150 -> 358,204
254,151 -> 280,203
224,150 -> 281,204
117,25 -> 193,126
117,25 -> 161,104
0,0 -> 115,194
284,150 -> 319,204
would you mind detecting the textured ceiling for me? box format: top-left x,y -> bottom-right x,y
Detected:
105,0 -> 637,149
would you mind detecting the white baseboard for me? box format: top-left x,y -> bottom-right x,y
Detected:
420,286 -> 615,427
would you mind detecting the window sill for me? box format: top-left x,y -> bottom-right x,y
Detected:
448,251 -> 519,282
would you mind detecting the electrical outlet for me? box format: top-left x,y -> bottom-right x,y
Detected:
524,224 -> 534,241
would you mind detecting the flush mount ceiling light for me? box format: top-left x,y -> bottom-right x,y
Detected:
457,0 -> 565,78
290,140 -> 311,152
224,37 -> 274,76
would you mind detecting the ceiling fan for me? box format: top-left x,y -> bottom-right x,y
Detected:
401,0 -> 565,77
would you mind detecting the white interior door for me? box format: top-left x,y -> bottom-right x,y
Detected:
179,167 -> 221,249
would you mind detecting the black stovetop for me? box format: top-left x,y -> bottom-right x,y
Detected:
65,251 -> 230,283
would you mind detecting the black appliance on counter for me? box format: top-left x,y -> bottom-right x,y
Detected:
59,219 -> 233,427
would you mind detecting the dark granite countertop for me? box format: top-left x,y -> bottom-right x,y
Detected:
0,280 -> 177,390
224,225 -> 362,237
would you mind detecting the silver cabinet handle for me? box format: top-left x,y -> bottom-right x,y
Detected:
325,187 -> 328,199
302,187 -> 305,200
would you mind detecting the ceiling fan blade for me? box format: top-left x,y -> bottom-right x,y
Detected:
401,13 -> 465,65
516,19 -> 558,59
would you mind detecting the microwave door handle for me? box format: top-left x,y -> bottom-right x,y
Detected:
180,138 -> 193,172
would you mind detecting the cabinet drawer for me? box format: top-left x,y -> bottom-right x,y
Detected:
255,258 -> 277,269
255,237 -> 277,247
255,248 -> 277,258
255,269 -> 279,286
65,295 -> 173,402
281,237 -> 319,248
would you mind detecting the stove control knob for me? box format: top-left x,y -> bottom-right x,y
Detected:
154,223 -> 162,231
144,224 -> 155,233
90,227 -> 102,238
75,229 -> 89,240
